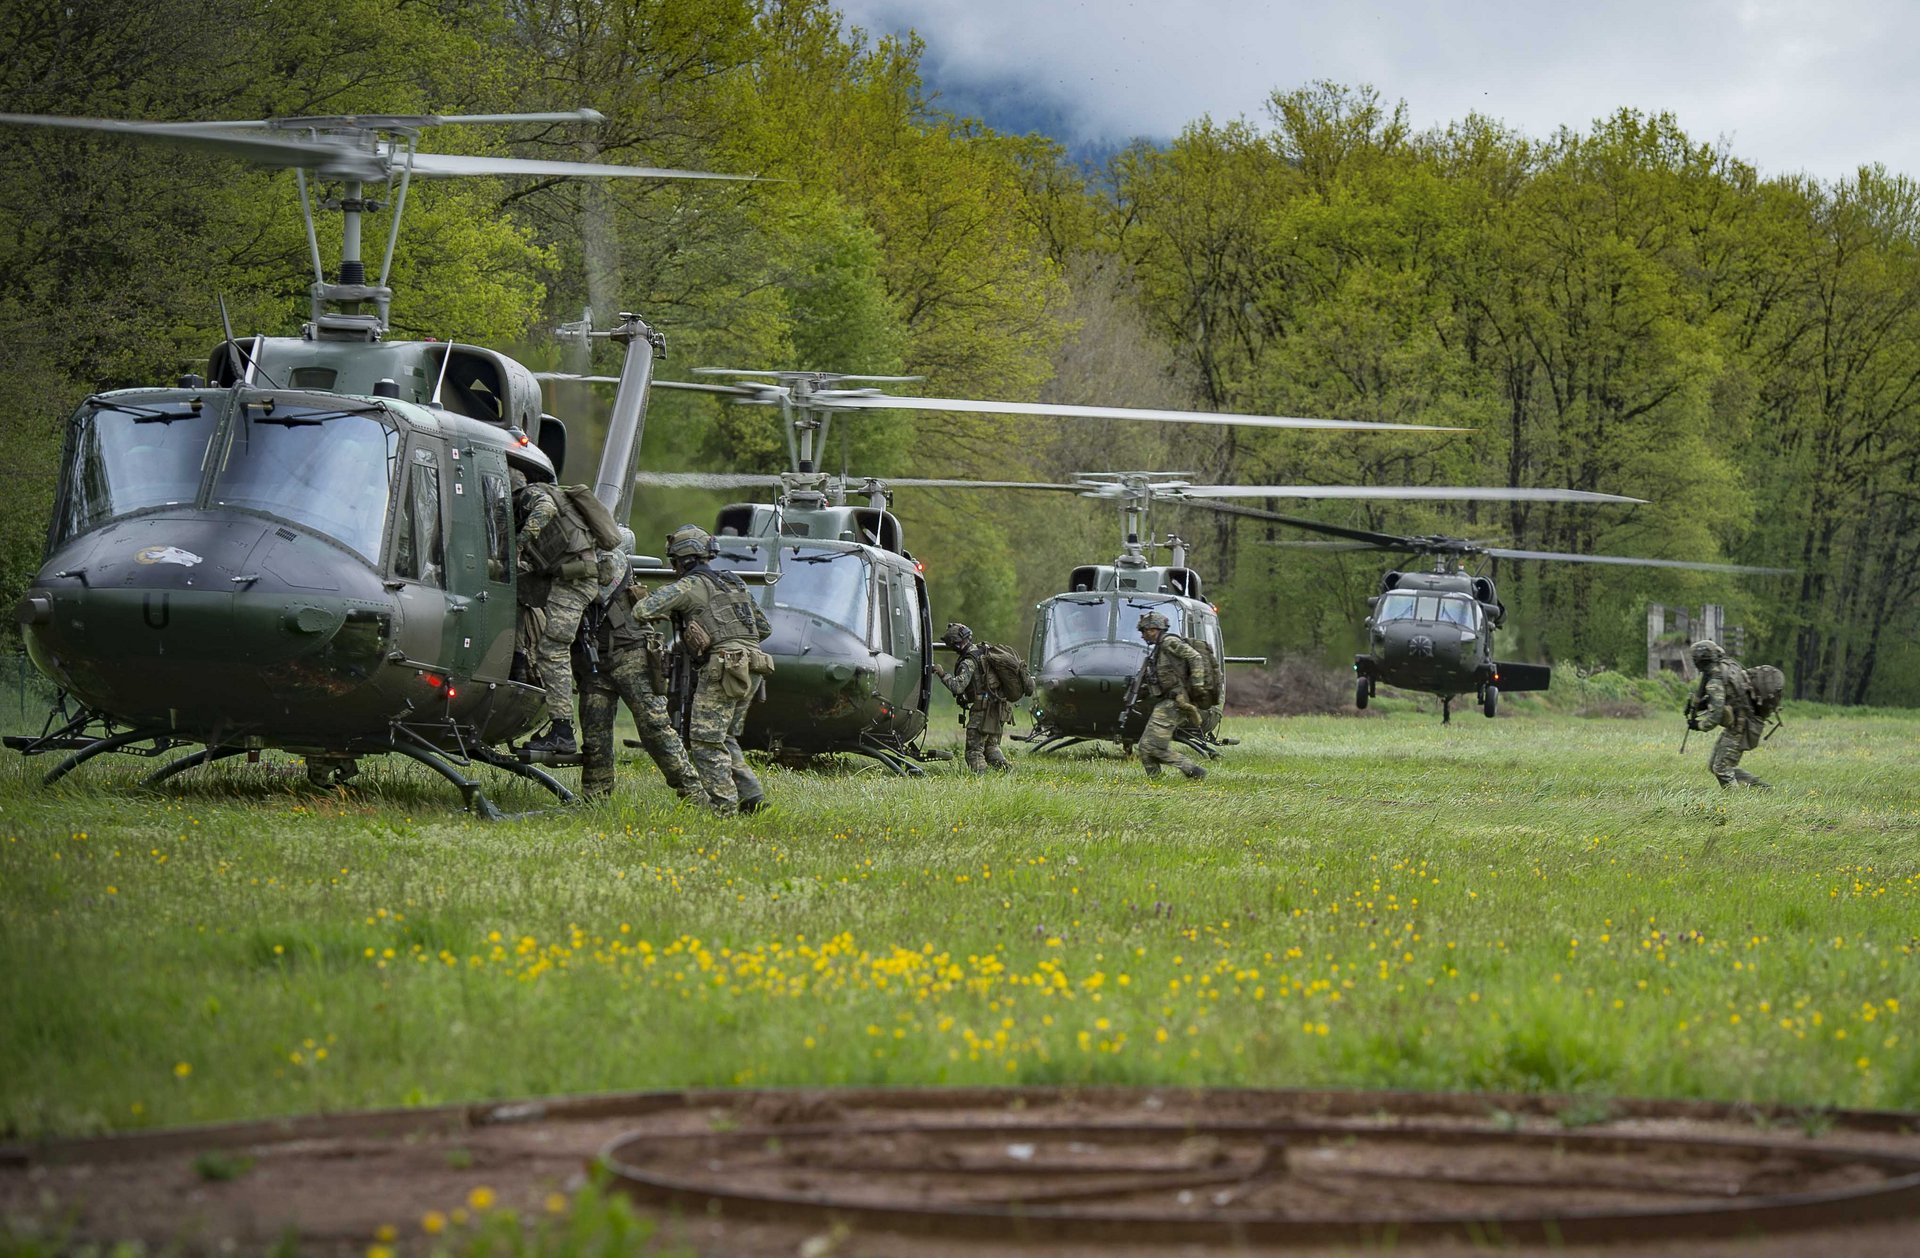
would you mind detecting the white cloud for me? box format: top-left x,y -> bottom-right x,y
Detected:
833,0 -> 1920,181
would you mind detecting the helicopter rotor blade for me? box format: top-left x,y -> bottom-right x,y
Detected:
803,392 -> 1468,433
403,152 -> 765,182
0,114 -> 764,184
0,113 -> 391,179
632,472 -> 788,490
1175,485 -> 1646,505
1482,547 -> 1797,575
537,373 -> 770,399
868,478 -> 1083,491
1171,498 -> 1419,547
1260,539 -> 1399,552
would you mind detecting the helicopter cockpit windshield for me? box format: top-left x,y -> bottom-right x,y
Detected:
1047,598 -> 1114,650
1376,592 -> 1480,629
211,408 -> 400,563
766,546 -> 871,638
54,397 -> 223,542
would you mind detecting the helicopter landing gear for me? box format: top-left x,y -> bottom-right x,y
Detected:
1356,676 -> 1370,710
852,736 -> 928,777
1440,696 -> 1453,725
1482,684 -> 1499,719
143,745 -> 247,787
472,743 -> 577,804
388,739 -> 505,820
41,728 -> 174,785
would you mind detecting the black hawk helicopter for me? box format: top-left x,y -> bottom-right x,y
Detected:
1013,478 -> 1655,753
1242,507 -> 1795,721
594,370 -> 1468,773
2,108 -> 758,814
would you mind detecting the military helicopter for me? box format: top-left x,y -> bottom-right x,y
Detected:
1242,509 -> 1795,721
2,108 -> 756,814
1009,478 -> 1658,751
599,370 -> 1468,773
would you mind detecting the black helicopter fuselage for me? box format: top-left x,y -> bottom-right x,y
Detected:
1026,558 -> 1232,749
1352,569 -> 1549,718
703,497 -> 933,772
19,384 -> 548,755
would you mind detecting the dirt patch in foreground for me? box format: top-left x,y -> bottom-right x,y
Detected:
4,1087 -> 1918,1256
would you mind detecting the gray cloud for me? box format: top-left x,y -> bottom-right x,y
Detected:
834,0 -> 1920,182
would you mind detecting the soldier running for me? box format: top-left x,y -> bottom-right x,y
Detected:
1687,639 -> 1772,789
633,525 -> 772,817
1132,610 -> 1210,781
932,621 -> 1014,773
572,551 -> 710,806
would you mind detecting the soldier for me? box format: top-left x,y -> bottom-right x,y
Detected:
513,471 -> 599,755
932,621 -> 1013,773
633,524 -> 772,817
1687,639 -> 1772,789
572,551 -> 710,807
1132,610 -> 1210,781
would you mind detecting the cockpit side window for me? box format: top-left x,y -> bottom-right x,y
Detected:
393,447 -> 445,587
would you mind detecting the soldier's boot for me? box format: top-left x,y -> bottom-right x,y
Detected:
527,720 -> 578,756
1181,764 -> 1208,782
1734,769 -> 1771,789
737,793 -> 765,814
1141,763 -> 1163,779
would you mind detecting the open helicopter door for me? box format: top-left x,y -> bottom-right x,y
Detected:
1492,661 -> 1552,692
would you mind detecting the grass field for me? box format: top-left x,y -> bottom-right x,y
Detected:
3,701 -> 1917,1139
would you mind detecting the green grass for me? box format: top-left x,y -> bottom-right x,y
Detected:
2,706 -> 1916,1138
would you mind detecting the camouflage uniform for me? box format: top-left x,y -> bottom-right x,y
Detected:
1136,630 -> 1210,780
634,562 -> 772,816
573,562 -> 708,805
1690,641 -> 1769,788
935,646 -> 1013,773
516,481 -> 598,725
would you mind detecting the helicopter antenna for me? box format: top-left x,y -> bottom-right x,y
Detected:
215,294 -> 281,389
429,341 -> 456,407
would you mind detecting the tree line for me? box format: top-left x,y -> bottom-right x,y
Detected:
3,2 -> 1915,703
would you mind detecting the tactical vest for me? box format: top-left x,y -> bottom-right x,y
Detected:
683,567 -> 763,646
521,483 -> 596,575
1146,634 -> 1196,695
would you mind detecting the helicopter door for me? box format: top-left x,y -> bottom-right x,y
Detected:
388,442 -> 450,670
467,451 -> 517,683
437,443 -> 498,685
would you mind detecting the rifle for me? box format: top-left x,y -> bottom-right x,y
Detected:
666,623 -> 695,744
1680,671 -> 1710,754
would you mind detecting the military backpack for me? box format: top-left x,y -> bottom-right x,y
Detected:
1746,664 -> 1786,722
1187,643 -> 1223,709
979,642 -> 1033,700
561,484 -> 626,550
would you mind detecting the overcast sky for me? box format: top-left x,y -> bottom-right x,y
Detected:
831,0 -> 1919,183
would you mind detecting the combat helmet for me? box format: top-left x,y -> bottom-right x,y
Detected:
1689,639 -> 1723,669
1136,610 -> 1171,634
666,523 -> 717,566
941,621 -> 973,650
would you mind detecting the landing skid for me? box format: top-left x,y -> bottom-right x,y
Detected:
854,735 -> 928,777
9,702 -> 575,816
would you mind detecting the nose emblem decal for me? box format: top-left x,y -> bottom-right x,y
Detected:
1410,635 -> 1434,658
135,545 -> 202,566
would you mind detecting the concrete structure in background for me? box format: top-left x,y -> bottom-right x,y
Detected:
1647,604 -> 1745,679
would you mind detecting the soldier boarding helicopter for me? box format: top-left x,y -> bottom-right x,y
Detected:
2,108 -> 758,814
588,369 -> 1469,773
1247,508 -> 1795,721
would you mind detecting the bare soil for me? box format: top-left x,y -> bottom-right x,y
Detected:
5,1087 -> 1918,1256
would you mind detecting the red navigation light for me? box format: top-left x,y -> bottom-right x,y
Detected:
914,560 -> 926,574
446,687 -> 458,699
424,673 -> 443,688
